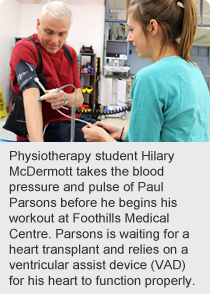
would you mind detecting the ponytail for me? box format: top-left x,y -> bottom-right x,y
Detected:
129,0 -> 198,63
178,0 -> 198,63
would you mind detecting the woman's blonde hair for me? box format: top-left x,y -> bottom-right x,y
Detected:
129,0 -> 198,63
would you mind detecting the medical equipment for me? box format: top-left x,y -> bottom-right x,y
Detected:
35,79 -> 88,123
34,77 -> 46,93
16,59 -> 39,93
35,78 -> 78,142
37,84 -> 71,101
35,79 -> 130,141
57,108 -> 89,125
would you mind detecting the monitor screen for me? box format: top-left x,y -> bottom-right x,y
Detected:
106,40 -> 127,57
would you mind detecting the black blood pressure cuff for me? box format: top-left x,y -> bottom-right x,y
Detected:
15,59 -> 39,93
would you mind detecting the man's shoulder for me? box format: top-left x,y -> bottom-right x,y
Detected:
11,34 -> 39,68
14,34 -> 37,51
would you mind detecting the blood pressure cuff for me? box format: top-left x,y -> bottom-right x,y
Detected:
15,59 -> 39,93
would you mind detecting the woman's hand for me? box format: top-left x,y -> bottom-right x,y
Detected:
82,123 -> 116,142
92,121 -> 123,140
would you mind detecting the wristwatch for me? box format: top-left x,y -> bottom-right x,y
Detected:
63,93 -> 68,106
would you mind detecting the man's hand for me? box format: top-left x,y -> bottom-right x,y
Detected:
44,90 -> 65,109
44,88 -> 84,109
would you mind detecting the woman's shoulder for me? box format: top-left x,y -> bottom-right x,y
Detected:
136,56 -> 198,81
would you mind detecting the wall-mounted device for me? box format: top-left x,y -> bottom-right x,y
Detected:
106,40 -> 127,58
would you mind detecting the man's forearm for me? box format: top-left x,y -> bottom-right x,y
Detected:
65,88 -> 84,108
23,88 -> 44,142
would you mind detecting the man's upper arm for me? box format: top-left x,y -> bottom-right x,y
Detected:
10,40 -> 39,94
11,40 -> 38,70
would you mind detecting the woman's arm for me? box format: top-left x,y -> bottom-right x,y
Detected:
82,122 -> 127,142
